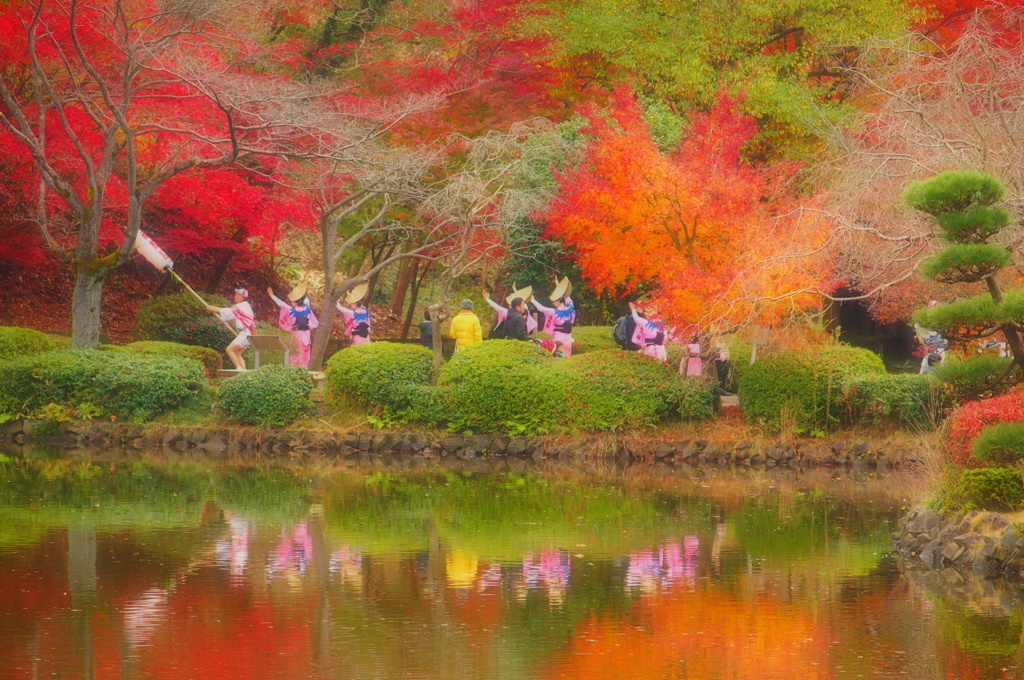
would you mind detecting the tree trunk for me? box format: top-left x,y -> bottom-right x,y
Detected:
428,301 -> 449,385
309,220 -> 339,372
71,271 -> 105,348
390,257 -> 416,316
400,261 -> 427,339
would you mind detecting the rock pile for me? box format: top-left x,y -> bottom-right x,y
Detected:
892,508 -> 1024,579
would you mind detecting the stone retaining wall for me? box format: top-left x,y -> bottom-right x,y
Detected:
0,418 -> 925,469
892,508 -> 1024,579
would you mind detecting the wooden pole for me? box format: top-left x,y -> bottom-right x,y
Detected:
168,269 -> 238,337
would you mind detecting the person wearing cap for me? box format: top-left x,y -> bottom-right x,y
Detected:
449,299 -> 483,351
336,284 -> 371,346
205,287 -> 257,370
530,276 -> 576,356
268,284 -> 319,368
483,285 -> 537,340
628,301 -> 668,362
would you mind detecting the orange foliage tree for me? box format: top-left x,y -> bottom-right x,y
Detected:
543,89 -> 828,334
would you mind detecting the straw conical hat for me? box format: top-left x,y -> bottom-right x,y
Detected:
549,276 -> 571,301
344,283 -> 369,305
287,283 -> 308,302
505,284 -> 533,306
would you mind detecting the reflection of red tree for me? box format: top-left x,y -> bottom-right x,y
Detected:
136,571 -> 314,680
544,589 -> 831,680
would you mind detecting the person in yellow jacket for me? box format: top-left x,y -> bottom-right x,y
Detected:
449,299 -> 483,351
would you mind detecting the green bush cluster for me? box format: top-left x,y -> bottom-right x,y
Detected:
438,342 -> 715,434
930,356 -> 1019,402
941,466 -> 1024,512
571,326 -> 620,353
325,342 -> 434,416
0,326 -> 62,362
217,365 -> 313,427
738,344 -> 885,431
0,349 -> 205,420
843,373 -> 946,429
109,341 -> 223,374
136,292 -> 236,351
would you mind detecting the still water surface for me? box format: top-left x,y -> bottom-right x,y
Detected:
0,450 -> 1021,680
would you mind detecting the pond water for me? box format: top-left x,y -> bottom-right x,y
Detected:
0,449 -> 1021,680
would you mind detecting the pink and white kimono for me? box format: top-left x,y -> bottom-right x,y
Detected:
630,308 -> 668,362
219,300 -> 256,349
684,342 -> 703,376
530,296 -> 575,356
271,294 -> 319,368
485,296 -> 538,334
336,303 -> 371,345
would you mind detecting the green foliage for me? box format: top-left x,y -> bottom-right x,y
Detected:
157,317 -> 237,351
842,373 -> 944,428
0,349 -> 204,420
971,422 -> 1024,466
919,244 -> 1012,284
903,170 -> 1005,218
738,344 -> 885,430
546,350 -> 716,431
326,342 -> 433,416
217,365 -> 313,427
931,356 -> 1018,401
0,326 -> 61,361
912,289 -> 1024,337
571,326 -> 620,353
935,206 -> 1010,243
723,336 -> 752,392
110,340 -> 223,374
439,340 -> 556,434
942,466 -> 1024,512
135,291 -> 229,340
641,98 -> 684,152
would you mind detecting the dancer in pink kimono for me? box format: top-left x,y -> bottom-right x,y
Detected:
683,335 -> 703,376
336,283 -> 371,346
483,284 -> 538,336
530,276 -> 576,356
268,284 -> 319,368
628,301 -> 668,362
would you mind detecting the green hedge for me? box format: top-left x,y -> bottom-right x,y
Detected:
0,326 -> 62,362
571,326 -> 620,353
546,350 -> 717,430
109,341 -> 223,374
136,292 -> 228,338
940,466 -> 1024,512
931,355 -> 1019,401
157,318 -> 236,352
326,342 -> 434,416
217,365 -> 313,427
0,349 -> 205,420
971,422 -> 1024,466
439,340 -> 555,433
738,344 -> 885,431
843,373 -> 945,429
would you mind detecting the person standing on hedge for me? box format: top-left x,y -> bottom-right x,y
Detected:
205,288 -> 256,370
628,302 -> 668,361
483,287 -> 536,339
531,276 -> 576,356
449,299 -> 483,351
336,284 -> 371,346
268,284 -> 319,368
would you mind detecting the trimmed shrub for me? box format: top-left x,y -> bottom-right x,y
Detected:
944,391 -> 1024,468
326,342 -> 433,415
943,467 -> 1024,512
157,317 -> 236,352
546,350 -> 715,431
217,365 -> 313,427
738,344 -> 885,430
843,373 -> 946,429
571,326 -> 620,353
0,349 -> 204,420
136,292 -> 229,338
110,341 -> 222,374
0,326 -> 61,361
439,340 -> 556,434
971,422 -> 1024,466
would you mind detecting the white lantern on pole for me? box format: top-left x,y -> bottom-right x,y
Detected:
133,231 -> 174,271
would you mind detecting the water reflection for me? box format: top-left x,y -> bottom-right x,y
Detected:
0,452 -> 1021,679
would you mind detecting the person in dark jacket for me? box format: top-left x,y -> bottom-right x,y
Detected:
418,310 -> 433,349
504,297 -> 530,341
624,312 -> 642,351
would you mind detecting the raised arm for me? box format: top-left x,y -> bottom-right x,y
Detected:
484,295 -> 505,314
335,303 -> 354,321
530,298 -> 553,313
269,292 -> 289,309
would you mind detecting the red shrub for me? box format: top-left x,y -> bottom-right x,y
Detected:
945,390 -> 1024,467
